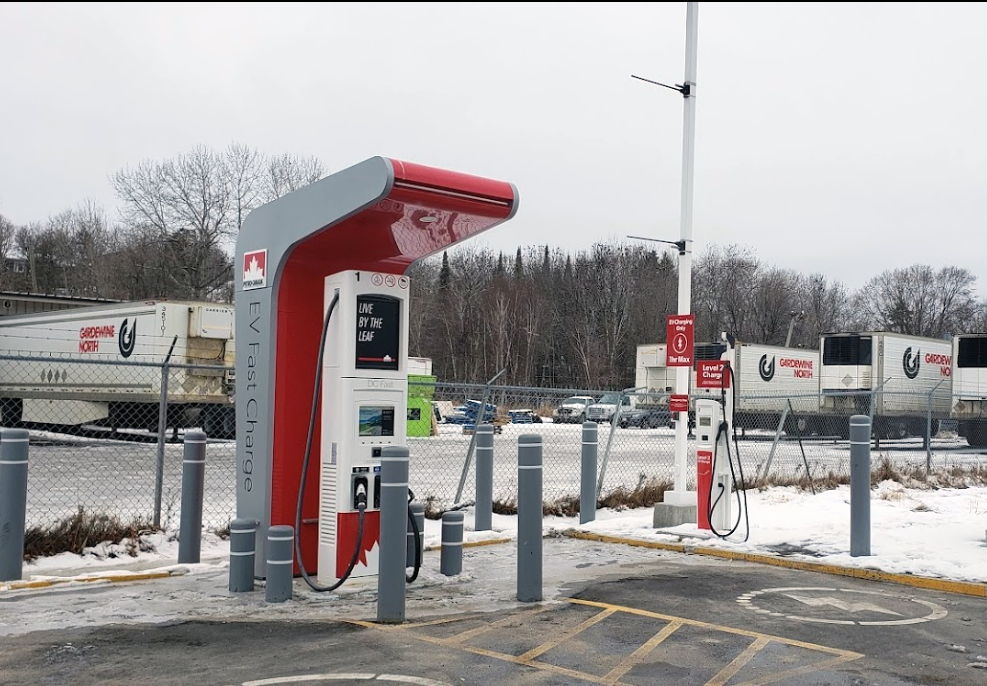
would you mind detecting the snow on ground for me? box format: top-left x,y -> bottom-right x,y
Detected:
11,482 -> 987,586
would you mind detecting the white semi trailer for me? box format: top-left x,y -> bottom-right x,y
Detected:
0,300 -> 236,438
635,339 -> 820,433
818,331 -> 952,440
951,333 -> 987,447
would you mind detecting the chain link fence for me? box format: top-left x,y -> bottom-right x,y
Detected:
1,354 -> 984,534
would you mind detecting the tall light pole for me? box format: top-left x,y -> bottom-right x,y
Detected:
633,3 -> 699,516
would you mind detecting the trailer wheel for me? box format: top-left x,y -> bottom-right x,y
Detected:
203,406 -> 236,440
0,398 -> 22,427
965,424 -> 987,448
880,417 -> 909,441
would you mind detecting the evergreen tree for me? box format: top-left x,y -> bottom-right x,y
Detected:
439,250 -> 452,291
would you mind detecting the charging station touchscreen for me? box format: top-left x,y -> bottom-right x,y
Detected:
359,406 -> 395,437
356,295 -> 400,371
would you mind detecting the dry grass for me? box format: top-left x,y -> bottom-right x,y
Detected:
490,474 -> 673,517
22,507 -> 157,562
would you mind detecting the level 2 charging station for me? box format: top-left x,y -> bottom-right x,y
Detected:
234,156 -> 518,579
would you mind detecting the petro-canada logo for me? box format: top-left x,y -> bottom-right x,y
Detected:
242,249 -> 267,291
118,318 -> 136,358
758,354 -> 776,382
903,347 -> 921,379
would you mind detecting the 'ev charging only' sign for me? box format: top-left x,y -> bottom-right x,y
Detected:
666,314 -> 695,367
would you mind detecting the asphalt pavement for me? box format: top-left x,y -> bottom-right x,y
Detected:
1,536 -> 986,686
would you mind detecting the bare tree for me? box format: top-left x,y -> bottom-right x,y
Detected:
262,153 -> 326,202
111,144 -> 326,300
855,264 -> 978,338
0,212 -> 17,289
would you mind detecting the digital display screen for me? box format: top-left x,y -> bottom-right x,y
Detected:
359,406 -> 395,437
356,294 -> 400,371
699,417 -> 711,427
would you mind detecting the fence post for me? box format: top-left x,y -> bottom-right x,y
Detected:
153,336 -> 178,530
178,430 -> 206,564
474,424 -> 494,531
580,422 -> 598,524
926,378 -> 946,475
596,387 -> 644,499
850,415 -> 871,557
517,434 -> 543,603
0,428 -> 30,582
455,369 -> 506,505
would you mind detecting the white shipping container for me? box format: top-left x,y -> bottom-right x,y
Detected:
0,300 -> 235,435
951,333 -> 987,447
635,340 -> 820,429
819,332 -> 952,439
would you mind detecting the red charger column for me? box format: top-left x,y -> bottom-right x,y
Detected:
696,449 -> 712,530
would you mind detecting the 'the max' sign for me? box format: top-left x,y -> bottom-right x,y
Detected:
666,314 -> 695,367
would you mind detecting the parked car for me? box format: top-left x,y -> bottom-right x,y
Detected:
586,392 -> 633,424
553,396 -> 596,424
618,408 -> 672,429
508,409 -> 543,424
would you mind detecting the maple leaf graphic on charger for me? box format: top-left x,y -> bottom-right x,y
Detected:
244,256 -> 265,281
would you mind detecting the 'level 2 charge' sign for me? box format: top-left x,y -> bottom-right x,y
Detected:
696,360 -> 730,389
666,314 -> 695,367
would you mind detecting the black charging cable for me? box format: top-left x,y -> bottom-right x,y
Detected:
707,362 -> 751,542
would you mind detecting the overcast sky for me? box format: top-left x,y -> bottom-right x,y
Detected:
1,2 -> 985,292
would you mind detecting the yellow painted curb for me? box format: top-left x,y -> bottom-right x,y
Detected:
565,530 -> 987,599
0,570 -> 181,593
425,537 -> 513,552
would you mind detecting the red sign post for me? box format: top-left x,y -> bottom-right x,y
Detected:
666,314 -> 695,367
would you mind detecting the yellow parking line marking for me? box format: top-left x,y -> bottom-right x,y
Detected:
517,607 -> 617,662
566,598 -> 861,659
353,598 -> 863,686
438,606 -> 551,645
465,645 -> 615,685
603,620 -> 683,684
733,654 -> 862,686
565,530 -> 987,598
0,571 -> 176,592
706,635 -> 771,686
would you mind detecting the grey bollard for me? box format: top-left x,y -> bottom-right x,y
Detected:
407,502 -> 424,569
849,415 -> 872,557
229,518 -> 256,592
474,424 -> 495,531
178,430 -> 206,564
0,429 -> 30,582
440,511 -> 464,576
580,422 -> 598,524
517,434 -> 543,602
378,445 -> 410,624
265,525 -> 294,603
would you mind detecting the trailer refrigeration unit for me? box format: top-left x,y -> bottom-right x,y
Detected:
951,333 -> 987,447
636,340 -> 820,433
818,331 -> 952,440
0,300 -> 236,438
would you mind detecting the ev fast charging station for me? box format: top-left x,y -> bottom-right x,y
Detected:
234,157 -> 518,582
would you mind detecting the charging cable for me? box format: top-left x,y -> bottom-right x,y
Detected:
707,362 -> 751,542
